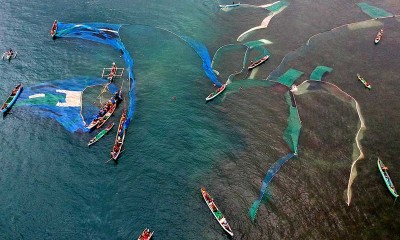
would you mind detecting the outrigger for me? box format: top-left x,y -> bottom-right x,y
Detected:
50,20 -> 58,39
356,73 -> 371,89
2,48 -> 17,62
138,228 -> 154,240
102,62 -> 124,83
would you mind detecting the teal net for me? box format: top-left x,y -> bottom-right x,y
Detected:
356,3 -> 393,19
276,68 -> 304,87
283,92 -> 301,155
266,0 -> 289,12
310,66 -> 333,81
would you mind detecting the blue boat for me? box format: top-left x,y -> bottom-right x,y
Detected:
219,3 -> 241,8
1,83 -> 23,114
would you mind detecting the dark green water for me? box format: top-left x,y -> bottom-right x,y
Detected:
1,0 -> 400,239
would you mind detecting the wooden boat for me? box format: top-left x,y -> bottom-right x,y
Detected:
205,84 -> 227,102
1,83 -> 23,114
87,91 -> 122,131
219,3 -> 241,8
96,103 -> 116,129
374,29 -> 383,44
88,122 -> 114,147
248,55 -> 270,70
138,228 -> 154,240
110,110 -> 127,161
377,158 -> 399,198
50,20 -> 58,39
356,73 -> 371,89
201,187 -> 234,237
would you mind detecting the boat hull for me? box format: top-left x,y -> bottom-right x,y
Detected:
201,188 -> 234,237
219,3 -> 240,8
377,158 -> 399,198
88,123 -> 114,146
248,55 -> 270,70
205,84 -> 227,102
1,84 -> 23,114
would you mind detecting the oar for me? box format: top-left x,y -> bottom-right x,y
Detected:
104,149 -> 125,164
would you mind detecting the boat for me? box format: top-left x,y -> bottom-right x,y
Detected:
88,122 -> 114,147
356,73 -> 371,89
2,49 -> 17,61
86,91 -> 122,131
248,55 -> 270,70
1,83 -> 23,114
138,228 -> 154,240
219,3 -> 241,8
110,110 -> 127,161
96,102 -> 116,129
50,20 -> 58,39
205,84 -> 227,102
200,187 -> 234,237
377,158 -> 399,198
101,62 -> 124,82
374,29 -> 383,44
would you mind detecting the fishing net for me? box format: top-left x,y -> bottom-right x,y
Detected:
178,35 -> 222,87
56,22 -> 135,130
275,68 -> 304,87
265,0 -> 289,13
14,77 -> 109,132
249,153 -> 296,221
356,3 -> 393,19
249,89 -> 302,221
309,66 -> 333,81
283,92 -> 301,154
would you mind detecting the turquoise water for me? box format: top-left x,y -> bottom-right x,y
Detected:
1,0 -> 400,239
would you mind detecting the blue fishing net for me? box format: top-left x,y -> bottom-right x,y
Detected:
178,35 -> 223,87
14,77 -> 109,133
249,153 -> 295,221
56,22 -> 135,131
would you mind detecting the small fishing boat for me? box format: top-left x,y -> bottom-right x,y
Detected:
205,84 -> 227,102
138,228 -> 154,240
2,49 -> 17,61
87,91 -> 122,131
50,20 -> 58,39
248,55 -> 270,70
88,122 -> 114,147
377,158 -> 399,198
96,103 -> 116,129
1,83 -> 23,114
219,3 -> 241,8
356,73 -> 371,89
374,29 -> 383,44
110,110 -> 127,161
201,187 -> 234,237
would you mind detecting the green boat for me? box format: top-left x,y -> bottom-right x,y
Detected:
377,158 -> 399,198
356,73 -> 371,89
88,122 -> 114,146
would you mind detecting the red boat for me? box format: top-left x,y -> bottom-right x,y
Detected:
248,55 -> 270,70
50,20 -> 58,39
138,228 -> 154,240
374,29 -> 383,44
